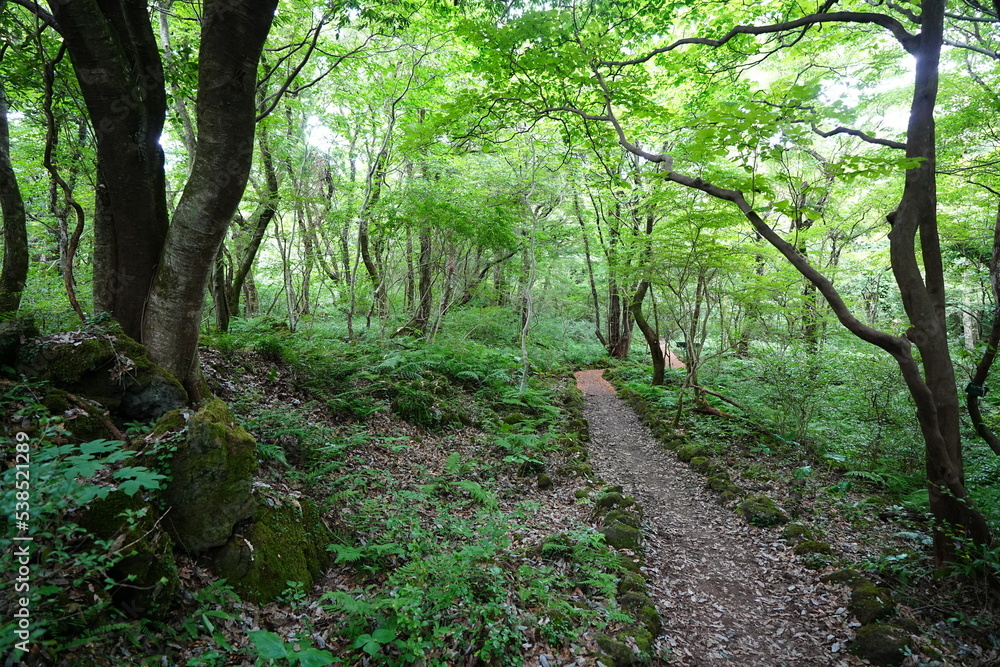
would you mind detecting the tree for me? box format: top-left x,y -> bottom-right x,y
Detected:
33,0 -> 278,392
464,0 -> 996,563
0,81 -> 27,314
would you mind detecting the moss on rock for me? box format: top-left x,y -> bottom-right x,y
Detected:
76,489 -> 179,618
596,633 -> 644,666
850,623 -> 912,666
793,540 -> 833,556
214,497 -> 330,604
781,523 -> 814,544
604,509 -> 642,530
820,569 -> 868,589
739,494 -> 789,527
617,591 -> 661,636
617,571 -> 647,595
850,583 -> 896,625
162,399 -> 258,552
676,444 -> 707,462
601,520 -> 641,550
15,324 -> 187,420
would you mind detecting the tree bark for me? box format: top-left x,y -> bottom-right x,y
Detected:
48,0 -> 169,339
0,82 -> 27,313
143,0 -> 277,390
631,281 -> 665,385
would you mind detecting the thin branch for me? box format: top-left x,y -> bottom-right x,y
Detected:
943,37 -> 1000,58
8,0 -> 59,32
599,11 -> 919,66
812,123 -> 907,149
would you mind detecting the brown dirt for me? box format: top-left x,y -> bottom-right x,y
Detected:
574,369 -> 861,666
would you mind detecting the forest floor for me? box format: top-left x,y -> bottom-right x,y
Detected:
575,369 -> 862,666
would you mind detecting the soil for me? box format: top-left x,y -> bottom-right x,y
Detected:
574,369 -> 862,666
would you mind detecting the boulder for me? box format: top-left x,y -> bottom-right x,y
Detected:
159,399 -> 257,552
16,324 -> 186,421
0,316 -> 38,368
76,489 -> 179,619
739,494 -> 789,527
214,497 -> 330,603
601,520 -> 641,550
850,623 -> 912,666
850,583 -> 896,625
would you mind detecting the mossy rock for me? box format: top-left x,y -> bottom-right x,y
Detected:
850,584 -> 896,624
781,523 -> 814,544
617,571 -> 647,595
739,494 -> 789,527
850,623 -> 912,666
705,474 -> 732,491
596,633 -> 644,667
15,324 -> 187,420
76,489 -> 179,619
574,488 -> 592,500
793,540 -> 832,556
0,316 -> 38,368
214,497 -> 330,603
719,489 -> 742,503
161,399 -> 258,552
821,569 -> 867,589
41,388 -> 119,442
676,444 -> 707,462
601,520 -> 641,551
536,473 -> 553,490
661,434 -> 688,451
561,462 -> 594,478
604,509 -> 642,530
595,491 -> 627,510
689,456 -> 712,474
618,626 -> 654,656
617,591 -> 661,636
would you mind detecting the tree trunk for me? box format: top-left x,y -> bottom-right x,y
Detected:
228,125 -> 279,325
49,0 -> 170,339
143,0 -> 277,391
631,281 -> 665,385
0,82 -> 27,313
967,198 -> 1000,457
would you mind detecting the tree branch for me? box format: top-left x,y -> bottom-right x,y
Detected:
812,123 -> 907,149
942,38 -> 1000,59
9,0 -> 60,32
599,11 -> 919,66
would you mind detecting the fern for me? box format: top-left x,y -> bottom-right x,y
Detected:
443,452 -> 463,477
328,544 -> 366,563
321,590 -> 377,617
844,470 -> 891,486
605,608 -> 636,624
456,480 -> 497,508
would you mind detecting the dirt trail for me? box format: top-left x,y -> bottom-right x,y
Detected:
574,369 -> 860,666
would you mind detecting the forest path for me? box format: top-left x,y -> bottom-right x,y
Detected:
573,369 -> 861,666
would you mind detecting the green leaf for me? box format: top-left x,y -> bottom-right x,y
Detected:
296,647 -> 338,667
248,630 -> 288,660
371,628 -> 396,643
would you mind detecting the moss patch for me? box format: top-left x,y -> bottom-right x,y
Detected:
214,497 -> 330,604
793,540 -> 832,556
76,489 -> 179,618
850,583 -> 896,625
739,494 -> 788,527
162,399 -> 258,552
851,623 -> 912,666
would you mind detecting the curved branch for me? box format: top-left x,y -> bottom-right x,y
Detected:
599,11 -> 919,66
812,123 -> 907,149
942,37 -> 1000,59
9,0 -> 60,32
